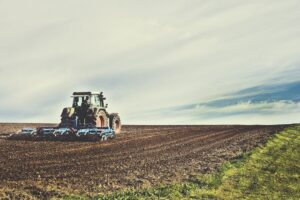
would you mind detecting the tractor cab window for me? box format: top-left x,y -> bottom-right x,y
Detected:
73,96 -> 91,107
91,95 -> 101,107
73,97 -> 83,107
81,96 -> 90,106
73,94 -> 103,107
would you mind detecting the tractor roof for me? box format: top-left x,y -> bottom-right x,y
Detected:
72,92 -> 101,96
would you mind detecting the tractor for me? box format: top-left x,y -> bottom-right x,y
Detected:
9,92 -> 121,141
59,92 -> 121,133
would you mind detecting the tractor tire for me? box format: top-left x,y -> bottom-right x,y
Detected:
96,109 -> 109,127
59,107 -> 75,128
109,113 -> 121,134
60,115 -> 73,128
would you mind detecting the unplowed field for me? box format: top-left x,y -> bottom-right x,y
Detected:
0,124 -> 288,199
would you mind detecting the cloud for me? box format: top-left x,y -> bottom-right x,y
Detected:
0,0 -> 299,124
136,81 -> 300,125
193,100 -> 300,115
204,80 -> 300,108
135,100 -> 300,125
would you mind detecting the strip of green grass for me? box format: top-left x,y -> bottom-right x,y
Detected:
65,125 -> 300,200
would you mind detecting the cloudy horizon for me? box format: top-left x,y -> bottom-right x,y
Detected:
0,0 -> 300,124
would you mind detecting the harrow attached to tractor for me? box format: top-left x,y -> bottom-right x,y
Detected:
8,91 -> 121,141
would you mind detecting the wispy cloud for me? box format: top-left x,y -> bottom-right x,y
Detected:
136,81 -> 300,124
192,100 -> 300,116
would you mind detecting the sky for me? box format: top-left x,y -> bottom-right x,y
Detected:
0,0 -> 300,124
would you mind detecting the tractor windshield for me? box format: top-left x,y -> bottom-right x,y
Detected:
72,94 -> 104,107
73,96 -> 90,107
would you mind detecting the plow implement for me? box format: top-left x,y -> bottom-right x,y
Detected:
8,127 -> 116,141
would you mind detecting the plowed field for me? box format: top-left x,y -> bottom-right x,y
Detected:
0,124 -> 288,199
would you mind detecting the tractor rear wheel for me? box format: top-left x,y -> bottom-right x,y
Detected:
109,113 -> 121,134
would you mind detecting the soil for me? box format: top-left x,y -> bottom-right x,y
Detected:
0,123 -> 289,199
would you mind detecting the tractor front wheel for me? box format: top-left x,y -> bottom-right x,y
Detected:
96,110 -> 109,127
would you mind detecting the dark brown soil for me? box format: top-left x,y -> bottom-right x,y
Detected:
0,124 -> 289,199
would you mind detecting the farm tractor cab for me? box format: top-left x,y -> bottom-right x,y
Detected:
9,92 -> 121,141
